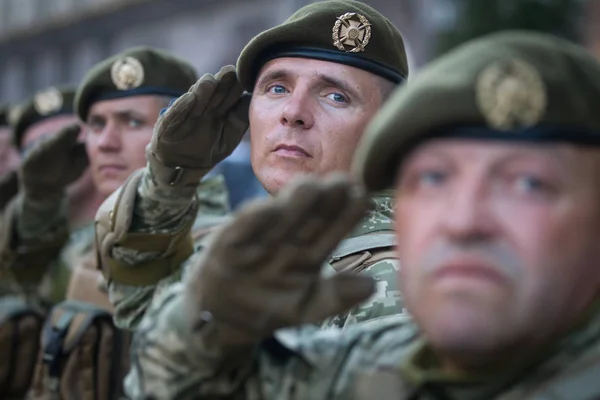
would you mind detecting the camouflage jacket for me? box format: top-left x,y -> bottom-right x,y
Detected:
0,194 -> 72,305
0,174 -> 230,307
106,171 -> 402,331
126,286 -> 600,400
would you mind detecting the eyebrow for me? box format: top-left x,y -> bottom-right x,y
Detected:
88,109 -> 145,123
315,73 -> 359,100
256,69 -> 289,89
257,69 -> 360,99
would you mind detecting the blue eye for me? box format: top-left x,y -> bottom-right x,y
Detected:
268,85 -> 287,94
128,119 -> 143,128
419,171 -> 446,186
515,175 -> 547,193
327,93 -> 347,103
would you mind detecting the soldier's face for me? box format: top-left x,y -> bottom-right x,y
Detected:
21,115 -> 95,202
85,95 -> 163,197
249,57 -> 385,194
0,126 -> 19,176
395,139 -> 600,368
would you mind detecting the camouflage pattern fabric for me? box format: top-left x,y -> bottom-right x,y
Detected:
125,285 -> 600,399
108,170 -> 231,329
0,195 -> 95,307
321,194 -> 405,329
0,195 -> 71,305
1,172 -> 230,311
107,172 -> 403,332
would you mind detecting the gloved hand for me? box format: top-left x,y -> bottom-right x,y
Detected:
0,169 -> 18,210
147,65 -> 251,187
184,174 -> 376,346
19,124 -> 88,201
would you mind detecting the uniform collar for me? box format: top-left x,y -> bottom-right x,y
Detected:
399,298 -> 600,397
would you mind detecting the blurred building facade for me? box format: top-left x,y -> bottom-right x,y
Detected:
2,0 -> 597,104
0,0 -> 453,104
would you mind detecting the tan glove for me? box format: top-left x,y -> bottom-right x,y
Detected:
19,124 -> 88,201
184,174 -> 376,346
147,65 -> 251,187
0,169 -> 18,210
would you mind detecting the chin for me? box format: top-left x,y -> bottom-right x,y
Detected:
256,164 -> 317,194
419,299 -> 511,360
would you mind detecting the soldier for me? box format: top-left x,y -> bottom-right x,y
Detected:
96,0 -> 408,331
0,47 -> 231,399
125,31 -> 600,399
0,87 -> 102,299
12,87 -> 103,229
0,47 -> 230,307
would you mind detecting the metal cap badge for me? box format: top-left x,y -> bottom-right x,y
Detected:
111,56 -> 145,90
476,58 -> 547,131
33,87 -> 64,116
332,12 -> 371,53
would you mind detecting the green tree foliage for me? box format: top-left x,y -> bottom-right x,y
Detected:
436,0 -> 582,55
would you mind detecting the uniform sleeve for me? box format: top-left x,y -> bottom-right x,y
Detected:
0,194 -> 70,295
108,254 -> 195,330
322,258 -> 407,330
16,194 -> 68,243
125,282 -> 417,400
130,166 -> 198,232
102,168 -> 230,331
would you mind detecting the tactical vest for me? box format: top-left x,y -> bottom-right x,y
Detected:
0,296 -> 45,398
28,255 -> 131,400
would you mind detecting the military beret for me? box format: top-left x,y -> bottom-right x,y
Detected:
75,46 -> 198,121
12,87 -> 76,149
354,30 -> 600,192
237,0 -> 408,92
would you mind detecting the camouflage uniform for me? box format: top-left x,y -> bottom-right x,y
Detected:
0,173 -> 229,307
0,88 -> 80,304
125,29 -> 600,399
125,284 -> 600,399
0,194 -> 71,305
106,169 -> 402,331
96,0 -> 409,332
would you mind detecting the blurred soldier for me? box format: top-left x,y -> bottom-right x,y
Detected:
0,104 -> 21,210
0,87 -> 103,299
0,47 -> 229,400
96,0 -> 408,331
0,47 -> 229,307
126,31 -> 600,399
12,87 -> 102,228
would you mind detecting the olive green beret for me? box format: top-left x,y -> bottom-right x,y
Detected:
12,87 -> 76,149
237,0 -> 408,92
354,30 -> 600,191
75,46 -> 198,121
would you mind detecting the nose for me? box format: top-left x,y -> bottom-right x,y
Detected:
442,179 -> 497,243
280,89 -> 314,129
96,121 -> 122,152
